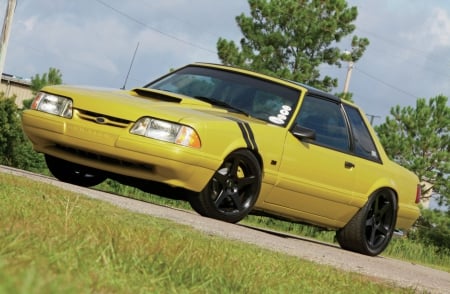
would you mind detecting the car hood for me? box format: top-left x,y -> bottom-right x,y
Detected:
41,85 -> 262,125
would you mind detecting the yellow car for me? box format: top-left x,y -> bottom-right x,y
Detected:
22,63 -> 420,256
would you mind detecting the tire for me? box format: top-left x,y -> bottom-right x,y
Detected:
189,149 -> 261,223
336,189 -> 397,256
45,155 -> 107,187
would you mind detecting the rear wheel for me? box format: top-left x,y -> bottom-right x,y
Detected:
189,149 -> 261,223
45,155 -> 107,187
336,189 -> 397,256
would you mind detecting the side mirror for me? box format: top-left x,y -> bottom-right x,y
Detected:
291,124 -> 316,141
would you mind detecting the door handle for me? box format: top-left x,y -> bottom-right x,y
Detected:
345,161 -> 355,169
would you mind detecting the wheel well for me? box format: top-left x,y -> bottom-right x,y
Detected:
371,187 -> 399,213
250,149 -> 264,170
226,147 -> 264,172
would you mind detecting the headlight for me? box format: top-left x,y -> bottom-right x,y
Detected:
31,92 -> 73,118
130,117 -> 201,148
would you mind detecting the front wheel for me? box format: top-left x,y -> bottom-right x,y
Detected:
45,155 -> 107,187
336,189 -> 397,256
189,149 -> 261,223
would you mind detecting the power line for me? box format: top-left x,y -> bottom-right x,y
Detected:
355,27 -> 450,76
8,1 -> 444,101
354,67 -> 418,99
93,1 -> 448,95
93,0 -> 216,55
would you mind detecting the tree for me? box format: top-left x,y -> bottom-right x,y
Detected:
30,67 -> 63,94
216,0 -> 369,93
375,96 -> 449,251
375,95 -> 449,207
337,91 -> 354,103
23,67 -> 63,109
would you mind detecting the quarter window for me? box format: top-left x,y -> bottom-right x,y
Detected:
344,105 -> 380,161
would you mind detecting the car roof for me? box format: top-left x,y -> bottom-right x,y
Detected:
287,80 -> 340,102
193,62 -> 341,103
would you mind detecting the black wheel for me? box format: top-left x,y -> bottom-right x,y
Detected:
45,155 -> 107,187
336,189 -> 397,256
189,149 -> 261,223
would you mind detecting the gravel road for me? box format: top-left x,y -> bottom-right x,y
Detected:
1,165 -> 449,293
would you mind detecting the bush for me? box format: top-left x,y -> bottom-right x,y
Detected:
0,93 -> 46,172
409,208 -> 450,253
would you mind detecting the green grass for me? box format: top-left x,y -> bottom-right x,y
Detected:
0,173 -> 423,293
96,179 -> 450,272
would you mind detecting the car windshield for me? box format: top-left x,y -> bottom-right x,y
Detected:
144,65 -> 301,127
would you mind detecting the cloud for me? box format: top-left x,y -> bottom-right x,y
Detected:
429,8 -> 450,47
401,7 -> 450,50
19,16 -> 37,32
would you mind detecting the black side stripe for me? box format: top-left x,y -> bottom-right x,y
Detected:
244,122 -> 258,151
226,117 -> 258,151
236,122 -> 253,149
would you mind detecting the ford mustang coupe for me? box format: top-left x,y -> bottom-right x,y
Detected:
22,63 -> 420,256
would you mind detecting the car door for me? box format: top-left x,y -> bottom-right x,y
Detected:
264,95 -> 358,226
342,104 -> 384,201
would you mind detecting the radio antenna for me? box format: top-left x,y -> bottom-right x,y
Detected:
121,42 -> 139,90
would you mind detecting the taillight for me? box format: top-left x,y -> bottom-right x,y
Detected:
415,184 -> 421,204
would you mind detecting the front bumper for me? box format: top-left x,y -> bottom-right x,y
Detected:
22,111 -> 221,192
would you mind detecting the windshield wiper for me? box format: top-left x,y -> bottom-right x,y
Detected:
193,96 -> 249,116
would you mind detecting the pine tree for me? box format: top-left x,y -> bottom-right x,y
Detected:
375,95 -> 449,207
217,0 -> 369,93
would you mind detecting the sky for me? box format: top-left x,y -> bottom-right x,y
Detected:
1,0 -> 449,124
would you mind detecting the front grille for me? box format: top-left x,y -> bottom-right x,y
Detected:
76,109 -> 132,128
56,145 -> 154,172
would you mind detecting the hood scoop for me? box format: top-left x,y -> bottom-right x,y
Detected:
132,88 -> 182,103
131,88 -> 212,107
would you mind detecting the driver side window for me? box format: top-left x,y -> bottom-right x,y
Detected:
295,95 -> 350,152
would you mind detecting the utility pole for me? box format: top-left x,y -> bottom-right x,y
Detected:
366,113 -> 381,125
343,60 -> 354,94
0,0 -> 17,78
